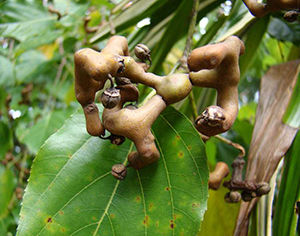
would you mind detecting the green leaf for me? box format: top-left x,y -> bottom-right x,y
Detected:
14,30 -> 62,57
194,14 -> 227,48
0,120 -> 13,160
268,17 -> 300,47
16,108 -> 75,154
198,187 -> 240,236
151,0 -> 224,73
0,55 -> 14,86
273,132 -> 300,236
0,166 -> 15,218
239,16 -> 270,80
17,106 -> 208,235
283,72 -> 300,128
90,0 -> 169,43
0,2 -> 56,42
14,50 -> 48,84
150,0 -> 193,73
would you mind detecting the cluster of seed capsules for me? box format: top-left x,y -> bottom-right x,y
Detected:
74,35 -> 245,177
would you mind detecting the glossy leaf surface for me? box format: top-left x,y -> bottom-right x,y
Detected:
17,106 -> 208,235
273,132 -> 300,236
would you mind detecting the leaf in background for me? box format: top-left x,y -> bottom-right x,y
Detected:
0,2 -> 56,42
198,187 -> 240,236
14,50 -> 51,84
234,60 -> 300,235
17,106 -> 208,235
56,1 -> 90,28
215,0 -> 252,42
14,30 -> 62,57
150,0 -> 193,73
273,132 -> 300,236
90,0 -> 169,43
268,17 -> 300,47
0,55 -> 14,86
283,73 -> 300,128
16,107 -> 75,154
194,14 -> 227,48
239,16 -> 270,80
0,120 -> 13,160
232,119 -> 253,145
151,0 -> 224,73
0,166 -> 15,218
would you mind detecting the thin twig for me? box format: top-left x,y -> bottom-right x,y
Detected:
48,5 -> 62,20
168,61 -> 181,75
109,14 -> 116,35
8,39 -> 14,60
214,135 -> 246,157
180,0 -> 200,69
139,89 -> 156,107
18,150 -> 28,184
84,16 -> 98,34
179,0 -> 201,120
189,92 -> 198,120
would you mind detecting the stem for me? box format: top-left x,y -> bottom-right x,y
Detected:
108,74 -> 114,88
214,135 -> 245,157
168,61 -> 181,75
140,0 -> 200,109
18,150 -> 28,184
189,92 -> 198,120
109,14 -> 116,35
138,89 -> 156,107
180,0 -> 200,69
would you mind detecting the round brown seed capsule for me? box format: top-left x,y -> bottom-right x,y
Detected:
111,164 -> 127,180
256,182 -> 271,196
241,191 -> 254,202
284,10 -> 299,23
134,44 -> 151,62
225,191 -> 241,203
101,87 -> 120,109
110,134 -> 126,145
115,77 -> 131,86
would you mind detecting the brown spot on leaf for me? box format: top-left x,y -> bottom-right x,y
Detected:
149,202 -> 154,211
92,216 -> 97,221
47,217 -> 52,223
192,203 -> 200,208
61,228 -> 66,232
188,146 -> 192,150
178,152 -> 184,158
110,214 -> 115,218
170,220 -> 175,229
166,187 -> 170,191
135,196 -> 141,202
176,135 -> 180,140
59,210 -> 64,215
143,215 -> 149,226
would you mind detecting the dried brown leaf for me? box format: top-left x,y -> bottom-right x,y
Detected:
234,60 -> 300,236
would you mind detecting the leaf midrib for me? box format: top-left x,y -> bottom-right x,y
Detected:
92,142 -> 134,236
